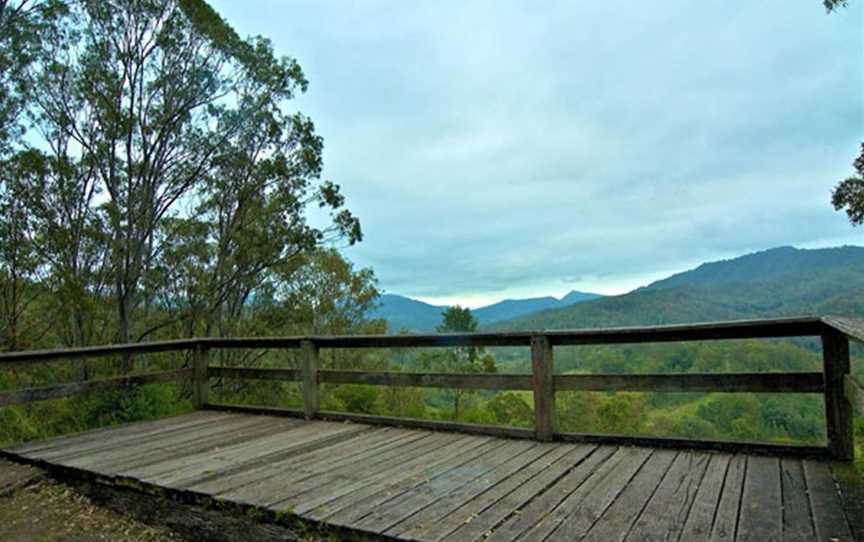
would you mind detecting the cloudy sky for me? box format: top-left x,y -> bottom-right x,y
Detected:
213,0 -> 863,307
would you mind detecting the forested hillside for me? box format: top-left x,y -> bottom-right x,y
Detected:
483,250 -> 864,470
492,249 -> 864,331
642,245 -> 864,291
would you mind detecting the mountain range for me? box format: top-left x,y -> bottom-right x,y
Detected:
373,245 -> 864,332
372,290 -> 603,332
639,245 -> 864,292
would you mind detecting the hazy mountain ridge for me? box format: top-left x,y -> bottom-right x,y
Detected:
373,290 -> 603,331
372,295 -> 445,332
474,292 -> 602,323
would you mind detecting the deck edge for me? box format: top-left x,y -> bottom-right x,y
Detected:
0,448 -> 397,542
204,403 -> 834,459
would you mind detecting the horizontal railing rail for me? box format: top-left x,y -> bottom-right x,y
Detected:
0,369 -> 193,407
0,338 -> 202,365
0,315 -> 861,461
208,367 -> 825,393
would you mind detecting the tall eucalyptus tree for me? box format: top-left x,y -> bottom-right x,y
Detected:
23,1 -> 360,367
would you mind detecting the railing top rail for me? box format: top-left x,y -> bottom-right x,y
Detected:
822,315 -> 864,344
0,338 -> 201,364
1,315 -> 861,365
278,316 -> 830,348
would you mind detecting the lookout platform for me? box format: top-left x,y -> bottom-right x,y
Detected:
3,409 -> 859,541
2,316 -> 864,540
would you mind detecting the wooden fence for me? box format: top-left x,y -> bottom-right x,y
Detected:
1,316 -> 862,461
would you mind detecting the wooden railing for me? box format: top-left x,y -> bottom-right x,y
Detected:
1,316 -> 862,461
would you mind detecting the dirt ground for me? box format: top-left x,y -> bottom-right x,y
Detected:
0,476 -> 184,542
0,459 -> 360,542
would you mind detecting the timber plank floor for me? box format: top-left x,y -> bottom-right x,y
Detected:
2,411 -> 857,541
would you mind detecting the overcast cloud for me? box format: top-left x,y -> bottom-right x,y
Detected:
212,0 -> 863,306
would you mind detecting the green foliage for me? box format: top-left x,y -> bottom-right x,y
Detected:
0,0 -> 363,357
832,143 -> 864,226
322,384 -> 381,414
655,414 -> 717,440
438,305 -> 479,333
273,250 -> 383,336
0,383 -> 191,448
418,306 -> 497,419
556,391 -> 601,432
598,394 -> 648,435
0,151 -> 47,350
378,386 -> 427,419
486,392 -> 533,428
557,392 -> 648,436
0,1 -> 66,157
697,395 -> 765,440
824,0 -> 851,12
75,384 -> 186,428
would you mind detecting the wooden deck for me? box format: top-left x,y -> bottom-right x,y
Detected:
1,411 -> 858,541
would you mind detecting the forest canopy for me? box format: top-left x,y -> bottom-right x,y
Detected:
0,0 -> 384,446
0,0 -> 365,354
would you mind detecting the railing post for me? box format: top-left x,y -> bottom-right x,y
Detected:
192,342 -> 210,409
822,326 -> 853,462
301,339 -> 319,419
531,335 -> 555,441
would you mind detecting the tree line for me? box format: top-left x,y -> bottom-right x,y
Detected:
0,0 -> 369,361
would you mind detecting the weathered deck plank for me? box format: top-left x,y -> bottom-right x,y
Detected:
581,450 -> 678,541
133,422 -> 367,486
708,454 -> 747,541
1,411 -> 856,542
623,450 -> 711,541
485,445 -> 620,541
781,458 -> 817,542
187,426 -> 418,495
317,437 -> 507,526
804,461 -> 855,542
63,415 -> 292,473
391,442 -> 561,540
524,447 -> 652,541
307,435 -> 501,526
13,411 -> 235,460
354,439 -> 538,534
678,453 -> 732,540
438,444 -> 595,542
737,456 -> 782,542
230,431 -> 468,508
95,417 -> 301,474
289,436 -> 497,516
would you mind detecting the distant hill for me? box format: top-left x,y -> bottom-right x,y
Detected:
373,290 -> 603,332
491,246 -> 864,331
372,294 -> 446,332
473,292 -> 602,324
641,245 -> 864,291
